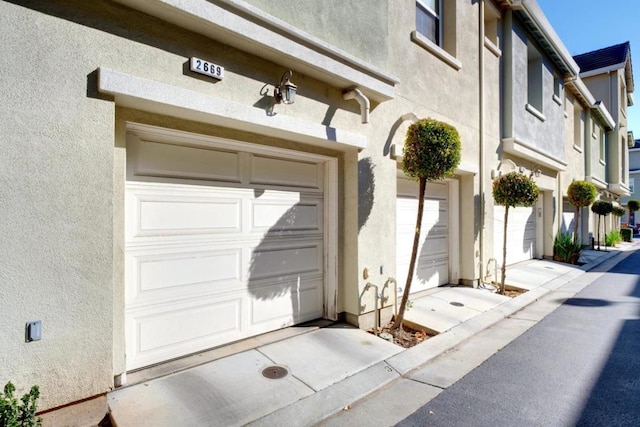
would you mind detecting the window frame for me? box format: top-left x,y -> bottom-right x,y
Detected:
526,42 -> 544,116
552,75 -> 563,105
416,0 -> 442,47
573,108 -> 584,152
599,129 -> 606,164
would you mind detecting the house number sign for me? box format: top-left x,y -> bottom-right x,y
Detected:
190,57 -> 224,80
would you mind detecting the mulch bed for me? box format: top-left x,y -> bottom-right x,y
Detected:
368,322 -> 435,348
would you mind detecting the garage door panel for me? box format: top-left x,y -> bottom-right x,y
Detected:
396,230 -> 448,258
250,278 -> 323,327
130,139 -> 241,183
397,253 -> 448,293
138,198 -> 240,235
126,188 -> 242,239
251,198 -> 323,233
249,241 -> 323,282
397,180 -> 448,199
125,248 -> 242,305
127,296 -> 243,370
396,178 -> 450,293
397,199 -> 448,229
251,155 -> 322,190
494,206 -> 536,265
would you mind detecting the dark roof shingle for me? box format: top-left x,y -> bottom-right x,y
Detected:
574,42 -> 630,73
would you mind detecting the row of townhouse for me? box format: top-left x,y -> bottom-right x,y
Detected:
0,0 -> 634,417
620,137 -> 640,224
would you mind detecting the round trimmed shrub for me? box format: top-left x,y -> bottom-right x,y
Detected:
402,118 -> 461,181
591,200 -> 613,216
493,171 -> 539,208
568,181 -> 597,209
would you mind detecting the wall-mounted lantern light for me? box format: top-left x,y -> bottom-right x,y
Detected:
274,70 -> 297,104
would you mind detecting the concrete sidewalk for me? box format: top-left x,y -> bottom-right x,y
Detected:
108,243 -> 637,426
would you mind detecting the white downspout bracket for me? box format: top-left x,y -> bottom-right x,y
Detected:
343,88 -> 370,124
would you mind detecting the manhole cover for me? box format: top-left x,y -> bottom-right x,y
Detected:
262,365 -> 289,379
450,301 -> 465,307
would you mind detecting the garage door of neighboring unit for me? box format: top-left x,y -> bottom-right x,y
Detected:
124,125 -> 334,370
493,205 -> 536,266
396,177 -> 450,293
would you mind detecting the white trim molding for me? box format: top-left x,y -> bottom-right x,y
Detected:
113,0 -> 398,102
525,103 -> 546,122
586,175 -> 608,190
502,137 -> 567,171
484,37 -> 502,58
411,31 -> 462,71
609,182 -> 631,197
98,67 -> 367,151
580,62 -> 627,79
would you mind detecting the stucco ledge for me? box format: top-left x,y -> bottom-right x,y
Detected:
502,137 -> 567,171
96,67 -> 367,151
585,176 -> 608,190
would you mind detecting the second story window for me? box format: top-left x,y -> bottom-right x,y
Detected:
527,42 -> 544,114
599,130 -> 606,163
553,75 -> 562,105
620,79 -> 627,117
416,0 -> 441,45
573,108 -> 584,151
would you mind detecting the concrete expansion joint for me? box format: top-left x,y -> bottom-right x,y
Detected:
507,316 -> 537,322
405,376 -> 446,390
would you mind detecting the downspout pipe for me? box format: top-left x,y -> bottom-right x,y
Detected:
343,88 -> 370,124
478,0 -> 485,287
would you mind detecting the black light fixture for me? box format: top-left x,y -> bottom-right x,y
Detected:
274,70 -> 297,104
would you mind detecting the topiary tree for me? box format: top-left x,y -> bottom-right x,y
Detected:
567,181 -> 597,244
493,171 -> 539,294
627,199 -> 640,225
591,200 -> 613,250
612,205 -> 627,231
392,118 -> 461,331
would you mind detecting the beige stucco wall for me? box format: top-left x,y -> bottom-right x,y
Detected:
0,1 -> 116,410
242,0 -> 389,70
0,0 -> 366,409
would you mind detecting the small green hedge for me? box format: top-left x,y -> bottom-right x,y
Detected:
621,228 -> 633,242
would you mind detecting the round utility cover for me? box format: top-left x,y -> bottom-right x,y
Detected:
262,365 -> 289,379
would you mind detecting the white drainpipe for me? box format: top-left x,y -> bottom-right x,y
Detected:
343,88 -> 370,124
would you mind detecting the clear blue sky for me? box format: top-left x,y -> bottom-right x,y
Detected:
537,0 -> 640,138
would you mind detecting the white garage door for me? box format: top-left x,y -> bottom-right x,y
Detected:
124,127 -> 329,370
396,177 -> 449,294
493,205 -> 536,266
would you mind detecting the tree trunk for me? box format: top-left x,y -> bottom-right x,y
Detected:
573,206 -> 580,244
597,214 -> 601,251
392,177 -> 426,331
604,215 -> 608,251
500,206 -> 509,295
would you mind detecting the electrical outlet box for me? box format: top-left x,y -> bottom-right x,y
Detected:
25,321 -> 42,342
